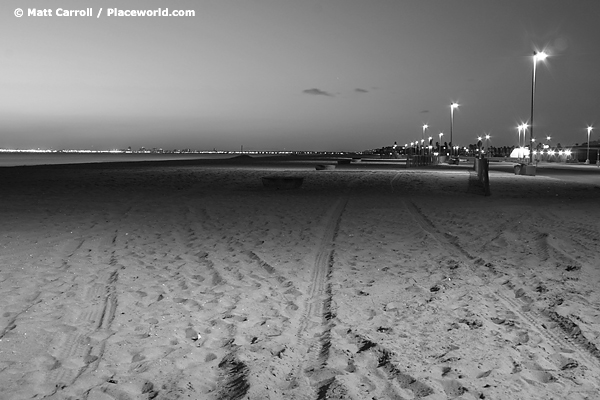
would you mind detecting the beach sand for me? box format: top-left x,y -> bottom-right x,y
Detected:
1,157 -> 599,400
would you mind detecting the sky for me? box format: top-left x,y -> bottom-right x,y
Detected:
2,0 -> 600,152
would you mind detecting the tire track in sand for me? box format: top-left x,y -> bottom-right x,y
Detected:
286,195 -> 348,399
43,266 -> 119,398
400,195 -> 600,383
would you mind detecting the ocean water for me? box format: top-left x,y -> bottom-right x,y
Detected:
0,153 -> 234,167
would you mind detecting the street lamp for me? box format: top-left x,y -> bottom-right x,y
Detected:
586,126 -> 592,164
485,134 -> 491,157
517,125 -> 522,155
517,124 -> 522,147
439,132 -> 443,154
450,102 -> 459,156
422,124 -> 428,156
529,50 -> 548,163
517,123 -> 528,160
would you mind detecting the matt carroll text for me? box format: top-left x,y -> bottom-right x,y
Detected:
26,8 -> 96,17
15,8 -> 196,18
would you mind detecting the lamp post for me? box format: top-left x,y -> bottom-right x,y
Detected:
586,126 -> 592,164
517,123 -> 528,160
529,51 -> 548,164
450,102 -> 459,156
422,124 -> 428,156
485,134 -> 491,157
438,132 -> 443,155
517,125 -> 523,159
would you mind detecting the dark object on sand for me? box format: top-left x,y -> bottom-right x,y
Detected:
261,176 -> 304,189
315,164 -> 336,170
513,163 -> 536,176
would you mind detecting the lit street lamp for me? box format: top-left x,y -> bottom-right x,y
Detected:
529,50 -> 548,163
422,124 -> 428,156
586,126 -> 592,164
517,124 -> 523,147
438,132 -> 443,154
450,102 -> 459,156
517,123 -> 528,160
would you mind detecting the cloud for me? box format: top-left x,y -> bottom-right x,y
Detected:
420,110 -> 429,114
303,88 -> 333,97
355,88 -> 368,93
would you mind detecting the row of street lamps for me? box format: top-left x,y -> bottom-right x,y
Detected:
411,50 -> 596,165
413,105 -> 458,157
412,101 -> 486,158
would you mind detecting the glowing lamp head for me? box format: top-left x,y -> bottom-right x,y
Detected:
485,134 -> 490,140
587,126 -> 593,134
451,102 -> 459,109
423,124 -> 428,130
534,51 -> 548,62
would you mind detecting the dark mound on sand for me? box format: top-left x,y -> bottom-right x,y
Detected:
231,154 -> 254,161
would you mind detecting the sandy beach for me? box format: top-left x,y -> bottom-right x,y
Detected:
1,156 -> 600,400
